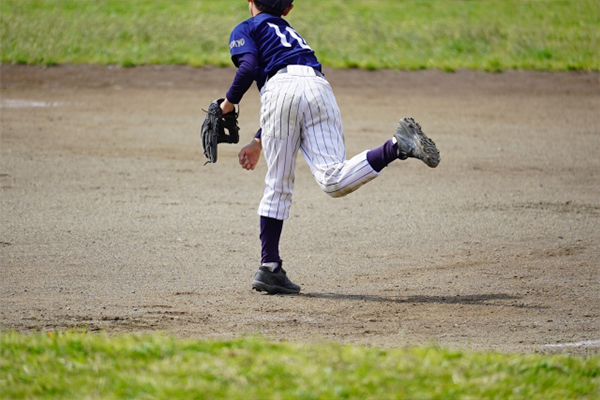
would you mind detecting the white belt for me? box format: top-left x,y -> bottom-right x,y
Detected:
269,65 -> 324,79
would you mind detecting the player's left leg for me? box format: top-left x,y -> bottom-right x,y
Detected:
252,134 -> 302,294
252,73 -> 304,294
253,136 -> 302,294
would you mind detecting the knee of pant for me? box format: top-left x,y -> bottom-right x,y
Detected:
325,188 -> 346,198
319,182 -> 348,198
315,167 -> 351,198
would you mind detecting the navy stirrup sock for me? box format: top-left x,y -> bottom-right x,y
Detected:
260,216 -> 283,268
366,139 -> 398,172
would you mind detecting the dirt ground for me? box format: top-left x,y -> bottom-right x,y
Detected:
1,64 -> 598,355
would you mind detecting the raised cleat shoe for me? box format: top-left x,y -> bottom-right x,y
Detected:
394,117 -> 440,168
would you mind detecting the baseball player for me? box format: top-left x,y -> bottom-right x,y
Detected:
219,0 -> 439,294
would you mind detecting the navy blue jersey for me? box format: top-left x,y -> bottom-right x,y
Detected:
229,12 -> 321,90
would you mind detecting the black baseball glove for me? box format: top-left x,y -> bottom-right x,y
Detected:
201,98 -> 239,164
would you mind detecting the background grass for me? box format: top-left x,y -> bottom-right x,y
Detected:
2,331 -> 599,400
1,0 -> 598,71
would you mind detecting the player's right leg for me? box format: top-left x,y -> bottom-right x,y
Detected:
300,77 -> 379,198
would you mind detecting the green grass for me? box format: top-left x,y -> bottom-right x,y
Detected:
1,331 -> 599,400
1,0 -> 598,71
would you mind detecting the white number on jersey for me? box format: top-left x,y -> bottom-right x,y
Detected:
267,23 -> 312,50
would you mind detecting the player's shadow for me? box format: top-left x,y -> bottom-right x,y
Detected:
300,292 -> 546,309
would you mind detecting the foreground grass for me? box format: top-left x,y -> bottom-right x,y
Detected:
1,331 -> 599,400
1,0 -> 598,71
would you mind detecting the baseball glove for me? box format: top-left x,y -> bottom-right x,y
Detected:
201,98 -> 240,164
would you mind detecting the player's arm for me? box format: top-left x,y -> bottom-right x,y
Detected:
238,128 -> 262,171
220,53 -> 258,114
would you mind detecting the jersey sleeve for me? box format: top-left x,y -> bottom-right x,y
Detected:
226,53 -> 258,104
229,20 -> 257,67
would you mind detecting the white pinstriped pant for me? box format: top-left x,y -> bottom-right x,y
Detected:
258,65 -> 379,220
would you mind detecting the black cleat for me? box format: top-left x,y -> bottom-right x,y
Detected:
394,117 -> 440,168
252,266 -> 301,294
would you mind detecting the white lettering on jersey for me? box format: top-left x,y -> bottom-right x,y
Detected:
267,23 -> 312,50
267,23 -> 292,47
229,38 -> 246,49
286,27 -> 311,50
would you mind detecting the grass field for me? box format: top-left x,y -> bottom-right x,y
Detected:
1,0 -> 598,71
2,331 -> 599,400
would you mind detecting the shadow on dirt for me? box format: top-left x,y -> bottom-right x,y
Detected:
301,292 -> 546,309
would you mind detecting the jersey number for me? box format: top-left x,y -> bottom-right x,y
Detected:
267,23 -> 312,50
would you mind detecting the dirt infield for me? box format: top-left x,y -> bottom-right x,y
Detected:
1,64 -> 598,354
